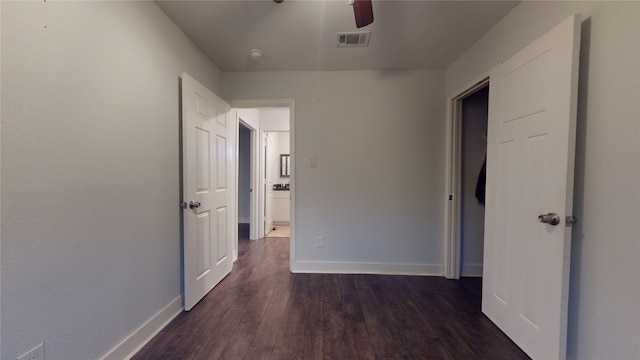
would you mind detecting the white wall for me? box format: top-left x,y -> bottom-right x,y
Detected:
446,2 -> 640,359
237,108 -> 260,130
1,1 -> 222,359
223,70 -> 446,274
259,108 -> 290,131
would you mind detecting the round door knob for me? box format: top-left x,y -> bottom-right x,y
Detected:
189,201 -> 201,209
538,213 -> 560,225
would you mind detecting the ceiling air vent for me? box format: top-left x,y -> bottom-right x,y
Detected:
337,31 -> 371,48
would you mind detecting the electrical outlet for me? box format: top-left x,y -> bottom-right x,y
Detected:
315,236 -> 324,248
17,343 -> 45,360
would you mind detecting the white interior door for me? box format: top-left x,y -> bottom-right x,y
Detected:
182,73 -> 233,311
482,15 -> 581,360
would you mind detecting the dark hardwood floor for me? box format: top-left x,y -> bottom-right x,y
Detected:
132,226 -> 529,360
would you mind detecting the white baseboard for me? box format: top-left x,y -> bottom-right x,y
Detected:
101,296 -> 183,360
291,260 -> 443,276
461,263 -> 483,277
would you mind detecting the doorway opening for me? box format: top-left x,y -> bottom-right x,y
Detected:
444,78 -> 489,279
238,121 -> 253,244
263,130 -> 291,238
232,100 -> 295,266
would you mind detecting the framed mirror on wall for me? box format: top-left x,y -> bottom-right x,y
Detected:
280,154 -> 290,177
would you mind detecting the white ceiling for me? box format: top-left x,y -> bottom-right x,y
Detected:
156,0 -> 520,72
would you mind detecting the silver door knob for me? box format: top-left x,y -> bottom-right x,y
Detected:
538,213 -> 560,225
189,201 -> 201,209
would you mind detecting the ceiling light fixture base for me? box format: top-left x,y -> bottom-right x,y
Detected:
249,49 -> 263,62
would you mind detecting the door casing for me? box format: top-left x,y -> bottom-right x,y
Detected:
236,116 -> 260,242
229,99 -> 296,267
444,77 -> 490,279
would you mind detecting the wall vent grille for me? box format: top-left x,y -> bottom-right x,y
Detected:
337,31 -> 371,47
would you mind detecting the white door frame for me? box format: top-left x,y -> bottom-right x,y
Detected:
229,99 -> 296,266
262,130 -> 291,233
444,76 -> 490,279
236,116 -> 260,242
263,130 -> 274,235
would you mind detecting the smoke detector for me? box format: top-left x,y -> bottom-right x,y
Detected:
336,31 -> 371,47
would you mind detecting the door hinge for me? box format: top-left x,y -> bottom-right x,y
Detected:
448,195 -> 453,201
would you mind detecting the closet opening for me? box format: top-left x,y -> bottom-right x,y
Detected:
444,79 -> 489,279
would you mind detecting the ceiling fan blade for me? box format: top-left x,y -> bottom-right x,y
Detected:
353,0 -> 374,28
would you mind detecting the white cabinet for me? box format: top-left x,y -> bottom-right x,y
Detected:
272,191 -> 290,224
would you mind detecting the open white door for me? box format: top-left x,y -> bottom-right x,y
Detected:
182,73 -> 233,311
482,15 -> 581,360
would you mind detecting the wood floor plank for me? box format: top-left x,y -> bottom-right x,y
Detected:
242,346 -> 273,360
374,277 -> 433,359
251,269 -> 293,347
338,276 -> 375,359
322,299 -> 350,359
301,273 -> 324,360
218,319 -> 260,360
271,275 -> 306,359
354,275 -> 404,359
187,297 -> 249,359
133,227 -> 530,360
